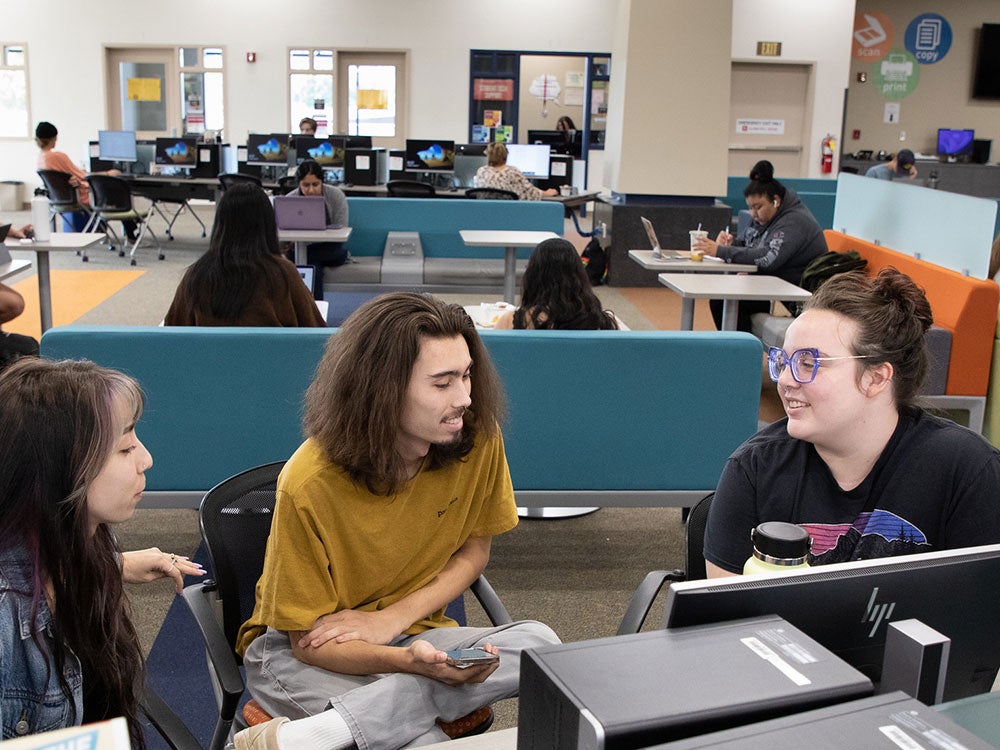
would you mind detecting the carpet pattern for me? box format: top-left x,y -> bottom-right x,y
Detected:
6,269 -> 145,340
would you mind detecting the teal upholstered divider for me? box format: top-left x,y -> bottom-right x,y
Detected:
720,176 -> 837,230
344,197 -> 564,259
40,326 -> 762,505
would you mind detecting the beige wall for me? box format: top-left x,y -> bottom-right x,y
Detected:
846,1 -> 1000,158
603,0 -> 733,196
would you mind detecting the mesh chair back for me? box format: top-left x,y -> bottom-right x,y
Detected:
87,174 -> 134,213
387,180 -> 437,198
276,175 -> 299,196
219,173 -> 263,191
37,169 -> 82,209
685,493 -> 713,581
199,462 -> 284,656
465,187 -> 518,200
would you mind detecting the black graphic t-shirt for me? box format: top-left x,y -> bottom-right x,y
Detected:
704,409 -> 1000,574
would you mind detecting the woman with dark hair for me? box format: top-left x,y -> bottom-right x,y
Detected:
703,269 -> 1000,577
287,159 -> 349,275
694,160 -> 827,331
496,237 -> 618,330
164,183 -> 326,326
0,358 -> 203,744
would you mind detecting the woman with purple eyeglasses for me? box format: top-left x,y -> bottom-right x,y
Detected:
703,268 -> 1000,577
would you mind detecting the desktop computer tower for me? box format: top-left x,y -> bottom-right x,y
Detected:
192,142 -> 226,178
88,142 -> 116,173
517,616 -> 872,750
539,154 -> 574,191
972,139 -> 992,164
388,149 -> 407,181
345,148 -> 387,185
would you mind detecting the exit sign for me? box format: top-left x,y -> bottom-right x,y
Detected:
756,41 -> 782,57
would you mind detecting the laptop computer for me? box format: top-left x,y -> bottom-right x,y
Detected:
274,195 -> 329,230
640,216 -> 686,260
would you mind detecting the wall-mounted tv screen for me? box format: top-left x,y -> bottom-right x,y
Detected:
246,133 -> 290,166
973,24 -> 1000,99
937,128 -> 975,156
154,137 -> 198,167
98,130 -> 138,163
404,139 -> 455,172
293,136 -> 345,167
505,143 -> 551,179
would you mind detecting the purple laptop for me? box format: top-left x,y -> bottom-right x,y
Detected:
273,195 -> 327,230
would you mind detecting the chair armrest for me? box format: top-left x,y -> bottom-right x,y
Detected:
470,575 -> 513,626
140,683 -> 202,750
181,582 -> 245,718
616,570 -> 686,636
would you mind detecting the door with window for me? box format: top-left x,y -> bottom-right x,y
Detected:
105,48 -> 179,138
336,51 -> 407,149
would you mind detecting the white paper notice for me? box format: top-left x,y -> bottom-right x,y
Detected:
356,155 -> 371,170
736,118 -> 786,135
389,156 -> 404,171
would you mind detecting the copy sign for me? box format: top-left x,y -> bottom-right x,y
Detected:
904,13 -> 952,64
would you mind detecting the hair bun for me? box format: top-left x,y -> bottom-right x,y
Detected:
872,268 -> 933,333
749,160 -> 775,182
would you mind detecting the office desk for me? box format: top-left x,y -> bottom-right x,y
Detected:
278,227 -> 353,265
935,692 -> 1000,747
6,234 -> 104,333
544,189 -> 602,209
127,176 -> 215,239
459,230 -> 558,303
426,728 -> 516,748
658,272 -> 811,331
1,258 -> 32,281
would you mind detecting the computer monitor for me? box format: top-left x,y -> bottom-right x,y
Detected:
98,130 -> 137,163
246,133 -> 290,166
344,135 -> 372,149
404,139 -> 455,172
505,143 -> 551,179
527,129 -> 571,154
154,136 -> 198,168
937,129 -> 975,157
292,136 -> 345,167
663,544 -> 1000,701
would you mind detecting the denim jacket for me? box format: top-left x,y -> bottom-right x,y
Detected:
0,548 -> 83,739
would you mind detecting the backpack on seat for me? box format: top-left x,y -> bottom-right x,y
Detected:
794,250 -> 868,315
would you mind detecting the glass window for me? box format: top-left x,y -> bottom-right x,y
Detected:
346,64 -> 395,137
288,49 -> 335,133
179,47 -> 199,68
203,48 -> 223,70
178,47 -> 225,135
0,44 -> 29,138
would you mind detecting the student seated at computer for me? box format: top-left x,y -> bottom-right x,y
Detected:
496,237 -> 618,330
702,269 -> 1000,578
34,121 -> 137,239
473,142 -> 559,201
164,183 -> 325,327
693,160 -> 826,332
299,117 -> 317,135
284,159 -> 349,278
865,149 -> 918,181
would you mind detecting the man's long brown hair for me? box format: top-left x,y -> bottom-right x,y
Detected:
304,293 -> 506,495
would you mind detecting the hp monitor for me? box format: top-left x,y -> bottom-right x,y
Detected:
344,135 -> 372,149
505,143 -> 551,179
246,133 -> 290,166
404,139 -> 455,172
154,136 -> 198,168
663,544 -> 1000,701
937,129 -> 975,157
98,130 -> 138,163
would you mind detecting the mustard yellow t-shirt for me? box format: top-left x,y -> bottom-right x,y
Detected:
236,432 -> 517,656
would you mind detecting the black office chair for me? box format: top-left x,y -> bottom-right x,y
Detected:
182,462 -> 511,750
387,180 -> 437,198
464,187 -> 518,200
141,682 -> 203,750
616,493 -> 714,636
87,174 -> 163,265
276,175 -> 299,196
218,173 -> 263,191
36,169 -> 99,260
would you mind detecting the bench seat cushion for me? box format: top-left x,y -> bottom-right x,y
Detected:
424,258 -> 528,285
325,257 -> 382,284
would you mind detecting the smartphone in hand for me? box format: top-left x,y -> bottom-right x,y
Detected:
444,648 -> 499,669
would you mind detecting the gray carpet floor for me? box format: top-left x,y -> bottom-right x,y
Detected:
5,206 -> 687,733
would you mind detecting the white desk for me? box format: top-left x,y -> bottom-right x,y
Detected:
1,259 -> 32,281
426,727 -> 516,749
6,234 -> 105,333
658,273 -> 811,331
628,249 -> 757,274
459,230 -> 559,303
278,226 -> 353,265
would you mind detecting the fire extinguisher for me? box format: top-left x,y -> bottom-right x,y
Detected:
821,134 -> 835,174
